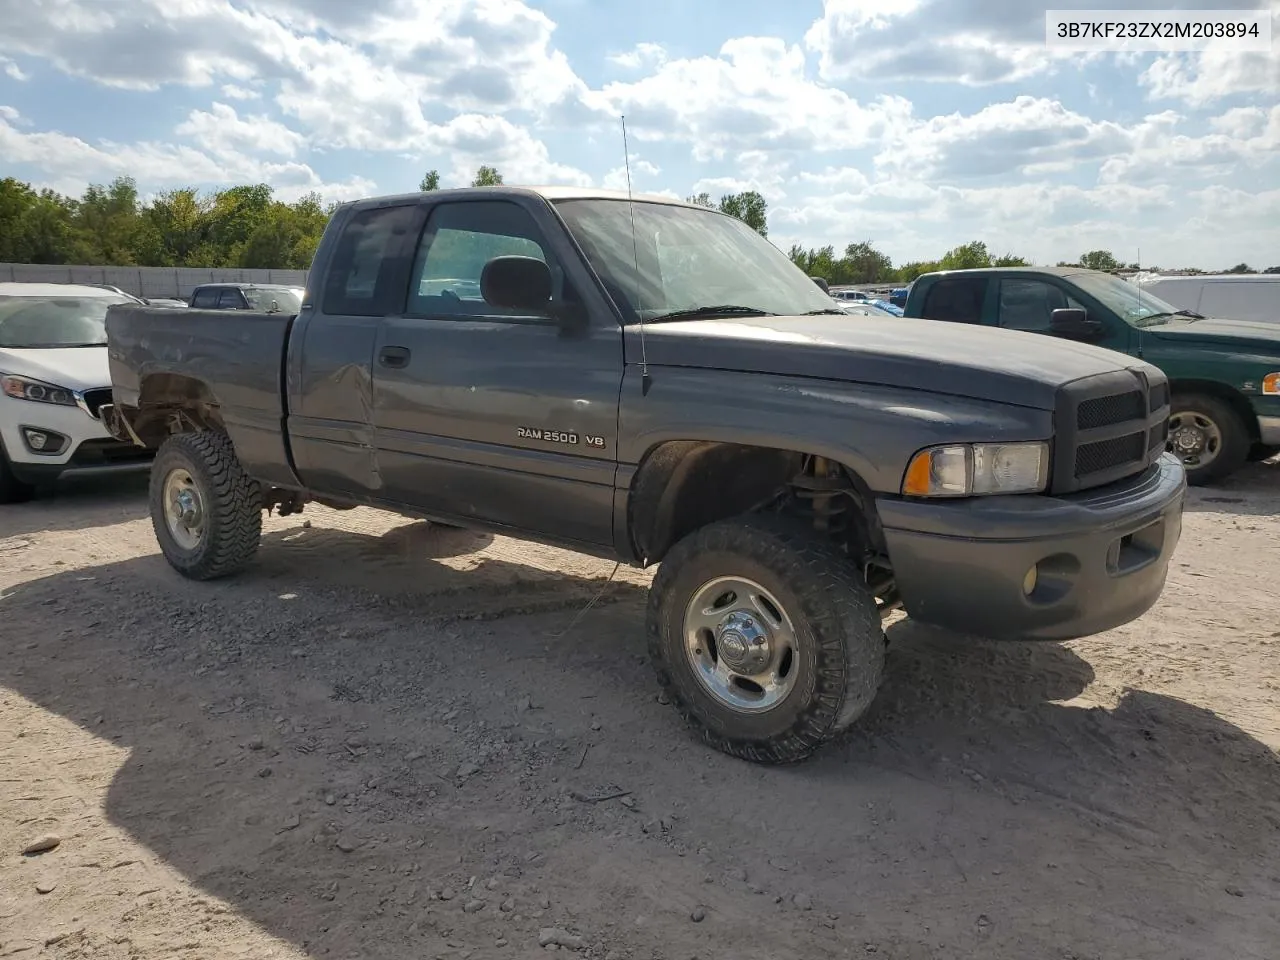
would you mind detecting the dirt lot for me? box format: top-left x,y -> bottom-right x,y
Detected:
2,464 -> 1279,960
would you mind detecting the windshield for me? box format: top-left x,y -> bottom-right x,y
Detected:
244,287 -> 303,313
1068,272 -> 1184,327
553,199 -> 836,322
0,294 -> 130,348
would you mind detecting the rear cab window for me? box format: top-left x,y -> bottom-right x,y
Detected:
321,204 -> 424,317
190,288 -> 219,309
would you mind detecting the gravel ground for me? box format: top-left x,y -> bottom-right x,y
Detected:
2,463 -> 1279,960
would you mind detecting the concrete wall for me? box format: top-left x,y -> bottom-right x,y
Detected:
0,263 -> 309,301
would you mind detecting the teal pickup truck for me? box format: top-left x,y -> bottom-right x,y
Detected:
903,267 -> 1280,485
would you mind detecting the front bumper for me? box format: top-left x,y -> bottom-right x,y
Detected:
876,453 -> 1186,641
2,395 -> 152,483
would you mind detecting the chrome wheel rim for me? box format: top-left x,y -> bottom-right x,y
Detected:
1167,411 -> 1222,469
163,467 -> 205,551
683,576 -> 799,714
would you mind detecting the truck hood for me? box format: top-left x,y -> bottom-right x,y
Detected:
1143,317 -> 1280,352
634,315 -> 1143,410
0,345 -> 111,391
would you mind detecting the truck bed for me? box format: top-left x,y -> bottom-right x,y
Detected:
104,305 -> 298,487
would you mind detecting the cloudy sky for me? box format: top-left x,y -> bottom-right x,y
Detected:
0,0 -> 1277,268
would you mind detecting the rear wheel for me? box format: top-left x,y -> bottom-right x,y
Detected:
149,431 -> 263,579
1167,393 -> 1249,486
647,516 -> 885,764
0,439 -> 35,505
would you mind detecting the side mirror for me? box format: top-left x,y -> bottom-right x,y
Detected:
1050,307 -> 1103,341
810,276 -> 829,293
481,255 -> 552,312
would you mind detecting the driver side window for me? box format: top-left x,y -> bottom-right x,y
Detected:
997,279 -> 1083,332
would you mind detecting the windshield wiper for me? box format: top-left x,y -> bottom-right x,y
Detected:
803,308 -> 849,315
1136,310 -> 1203,327
646,305 -> 776,323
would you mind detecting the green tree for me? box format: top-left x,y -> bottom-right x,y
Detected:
1264,265 -> 1280,274
471,165 -> 504,187
1079,249 -> 1120,272
686,193 -> 714,208
1224,262 -> 1254,274
993,253 -> 1029,266
840,241 -> 893,283
419,169 -> 441,192
896,260 -> 941,283
940,241 -> 992,271
717,190 -> 768,236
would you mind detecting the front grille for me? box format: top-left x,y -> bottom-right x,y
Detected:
1078,391 -> 1144,429
1052,368 -> 1171,493
1076,432 -> 1146,477
1148,421 -> 1168,452
1149,382 -> 1169,412
80,388 -> 113,419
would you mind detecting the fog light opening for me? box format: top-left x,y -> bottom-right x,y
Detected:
1022,564 -> 1039,596
21,427 -> 66,455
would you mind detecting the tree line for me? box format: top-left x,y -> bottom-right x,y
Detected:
3,168 -> 1276,280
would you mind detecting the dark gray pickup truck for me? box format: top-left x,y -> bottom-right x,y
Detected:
103,186 -> 1186,763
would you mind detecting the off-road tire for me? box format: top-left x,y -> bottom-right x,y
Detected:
150,431 -> 262,579
0,438 -> 35,504
647,515 -> 885,764
1170,393 -> 1249,486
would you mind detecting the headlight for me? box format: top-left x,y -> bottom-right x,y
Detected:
902,442 -> 1049,497
0,374 -> 79,407
1263,372 -> 1280,395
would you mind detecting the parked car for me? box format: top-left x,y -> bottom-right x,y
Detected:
867,298 -> 904,317
1136,274 -> 1279,325
0,282 -> 154,502
188,283 -> 304,314
835,302 -> 900,318
103,187 -> 1184,763
904,266 -> 1280,484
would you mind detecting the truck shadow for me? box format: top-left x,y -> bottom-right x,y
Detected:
2,470 -> 150,537
2,524 -> 1277,959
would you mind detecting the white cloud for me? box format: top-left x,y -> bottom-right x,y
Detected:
608,42 -> 668,70
592,37 -> 912,157
177,102 -> 307,158
600,156 -> 660,192
0,107 -> 373,203
220,83 -> 261,100
2,56 -> 27,80
1141,46 -> 1280,106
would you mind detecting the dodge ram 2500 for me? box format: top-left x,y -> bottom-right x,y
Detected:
103,187 -> 1186,763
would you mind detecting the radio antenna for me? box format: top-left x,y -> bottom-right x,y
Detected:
621,115 -> 650,394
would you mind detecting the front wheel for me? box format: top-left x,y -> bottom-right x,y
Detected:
1167,394 -> 1249,486
149,431 -> 263,579
647,516 -> 885,764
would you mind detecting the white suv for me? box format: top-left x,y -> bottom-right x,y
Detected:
0,283 -> 153,503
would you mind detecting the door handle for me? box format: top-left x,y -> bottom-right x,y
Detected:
379,345 -> 410,368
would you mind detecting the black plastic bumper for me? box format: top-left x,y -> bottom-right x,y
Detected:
877,453 -> 1186,641
9,438 -> 154,485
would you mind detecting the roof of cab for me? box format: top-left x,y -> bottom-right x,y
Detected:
343,185 -> 700,210
0,282 -> 133,298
